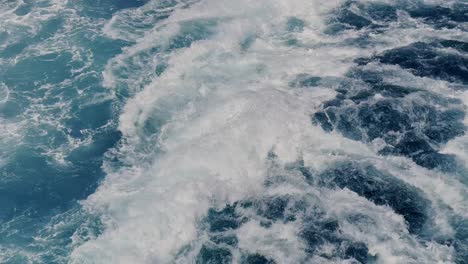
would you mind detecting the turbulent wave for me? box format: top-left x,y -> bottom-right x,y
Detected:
0,0 -> 467,263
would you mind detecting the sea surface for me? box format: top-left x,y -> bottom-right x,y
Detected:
0,0 -> 467,263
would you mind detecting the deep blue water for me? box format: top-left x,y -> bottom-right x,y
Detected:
0,0 -> 467,263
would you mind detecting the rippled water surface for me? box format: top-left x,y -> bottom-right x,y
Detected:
0,0 -> 467,263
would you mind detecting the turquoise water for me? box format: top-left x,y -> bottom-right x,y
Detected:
0,0 -> 136,261
0,0 -> 467,263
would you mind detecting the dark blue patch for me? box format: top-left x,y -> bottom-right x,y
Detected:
334,2 -> 468,30
301,218 -> 340,252
439,40 -> 468,53
256,197 -> 289,221
326,1 -> 398,34
336,9 -> 373,30
407,3 -> 468,29
319,162 -> 430,233
375,42 -> 468,85
199,191 -> 374,262
313,68 -> 465,171
210,234 -> 238,247
452,218 -> 468,264
362,3 -> 398,22
300,215 -> 376,262
312,112 -> 333,133
241,254 -> 275,264
196,245 -> 232,264
345,242 -> 371,263
206,203 -> 246,232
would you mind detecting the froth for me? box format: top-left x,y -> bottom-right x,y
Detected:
71,0 -> 468,263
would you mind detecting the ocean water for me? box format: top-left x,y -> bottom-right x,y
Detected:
0,0 -> 467,263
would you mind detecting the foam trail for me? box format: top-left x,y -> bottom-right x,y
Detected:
71,0 -> 356,262
70,0 -> 468,263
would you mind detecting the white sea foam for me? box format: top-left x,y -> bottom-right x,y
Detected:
70,0 -> 468,263
442,90 -> 468,168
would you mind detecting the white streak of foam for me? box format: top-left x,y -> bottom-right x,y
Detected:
326,189 -> 455,264
442,90 -> 468,167
0,83 -> 10,105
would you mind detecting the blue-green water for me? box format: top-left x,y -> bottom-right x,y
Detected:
0,0 -> 467,263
